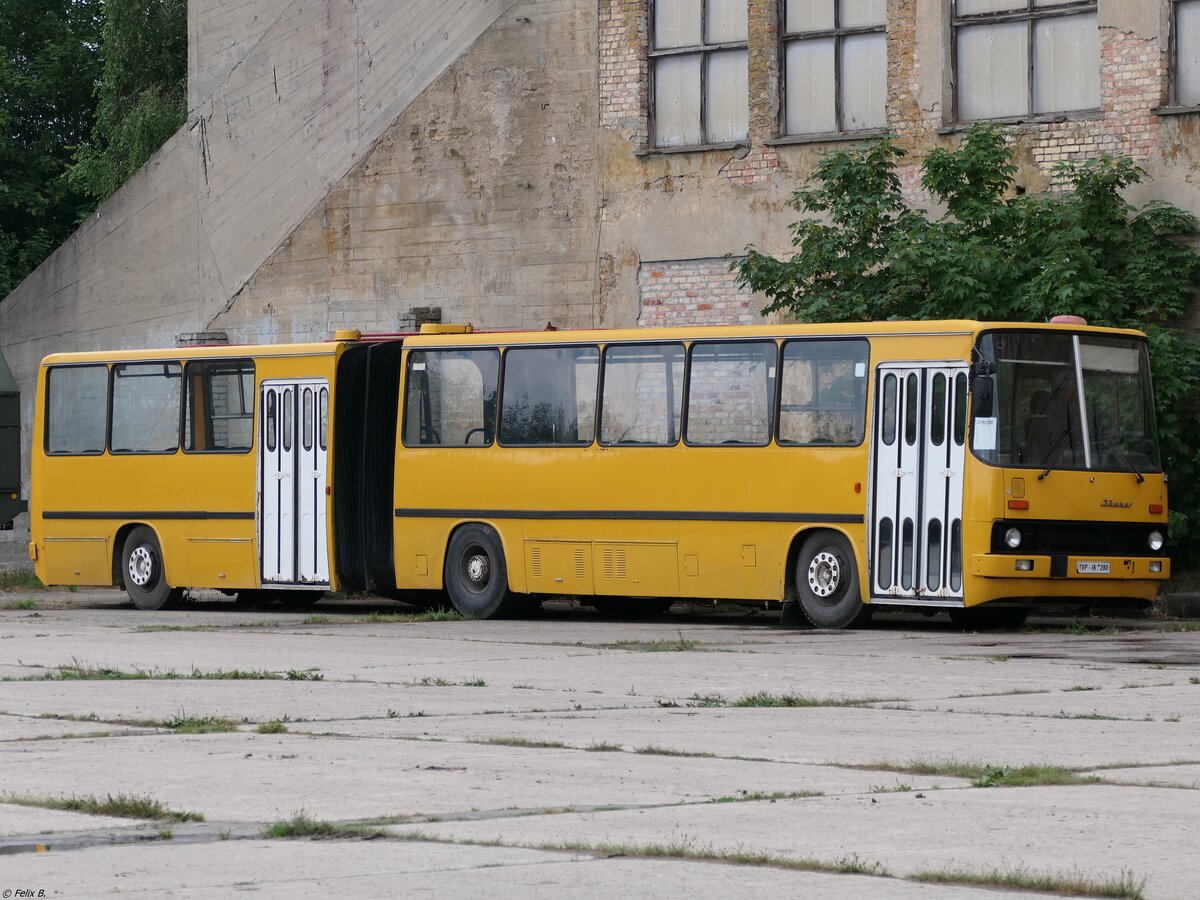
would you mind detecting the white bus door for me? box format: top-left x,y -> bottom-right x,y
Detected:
260,380 -> 330,586
869,364 -> 968,605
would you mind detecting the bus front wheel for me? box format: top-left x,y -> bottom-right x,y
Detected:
122,527 -> 182,611
445,525 -> 516,619
794,531 -> 871,629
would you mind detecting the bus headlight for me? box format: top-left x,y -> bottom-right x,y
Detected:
1148,531 -> 1164,552
1005,527 -> 1022,549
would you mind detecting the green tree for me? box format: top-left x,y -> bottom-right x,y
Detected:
0,0 -> 104,297
69,0 -> 187,204
737,124 -> 1200,557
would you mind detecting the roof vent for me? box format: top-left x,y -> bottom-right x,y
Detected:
1050,315 -> 1088,326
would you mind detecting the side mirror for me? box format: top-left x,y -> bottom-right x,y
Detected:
969,359 -> 995,418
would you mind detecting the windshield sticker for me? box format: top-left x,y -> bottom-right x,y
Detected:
974,417 -> 997,451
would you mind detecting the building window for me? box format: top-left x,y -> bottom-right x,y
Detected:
954,1 -> 1099,122
782,0 -> 886,135
1176,0 -> 1200,106
651,0 -> 748,148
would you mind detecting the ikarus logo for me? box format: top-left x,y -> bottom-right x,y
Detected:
1101,499 -> 1133,509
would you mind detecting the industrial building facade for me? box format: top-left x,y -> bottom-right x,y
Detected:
0,0 -> 1197,561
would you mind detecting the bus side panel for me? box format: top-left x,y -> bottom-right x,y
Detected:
392,445 -> 868,604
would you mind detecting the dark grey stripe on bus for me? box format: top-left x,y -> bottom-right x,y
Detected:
393,508 -> 864,524
43,511 -> 255,520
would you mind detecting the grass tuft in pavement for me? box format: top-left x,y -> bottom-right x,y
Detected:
0,569 -> 45,592
910,865 -> 1145,899
4,792 -> 203,822
262,813 -> 390,840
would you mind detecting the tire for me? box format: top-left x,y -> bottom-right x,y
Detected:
121,526 -> 181,611
794,531 -> 871,629
444,525 -> 516,619
590,597 -> 674,620
948,606 -> 1029,631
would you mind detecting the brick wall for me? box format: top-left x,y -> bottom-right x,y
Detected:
638,259 -> 758,327
599,0 -> 647,141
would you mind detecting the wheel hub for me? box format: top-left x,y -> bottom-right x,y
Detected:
807,551 -> 841,598
465,553 -> 490,585
128,546 -> 155,587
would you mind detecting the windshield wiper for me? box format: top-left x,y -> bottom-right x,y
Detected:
1037,428 -> 1073,481
1104,444 -> 1146,484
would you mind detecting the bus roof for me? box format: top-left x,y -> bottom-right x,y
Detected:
39,319 -> 1148,365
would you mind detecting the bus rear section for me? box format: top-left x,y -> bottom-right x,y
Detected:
29,345 -> 345,608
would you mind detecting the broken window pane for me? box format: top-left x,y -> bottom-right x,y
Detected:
655,0 -> 702,48
654,54 -> 703,146
957,21 -> 1028,120
708,0 -> 747,43
841,33 -> 887,129
786,37 -> 837,133
1034,13 -> 1099,112
707,49 -> 749,141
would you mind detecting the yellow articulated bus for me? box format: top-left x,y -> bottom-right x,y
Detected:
30,319 -> 1168,627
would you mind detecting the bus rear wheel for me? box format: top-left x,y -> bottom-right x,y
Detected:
445,525 -> 516,619
794,531 -> 871,629
122,526 -> 182,611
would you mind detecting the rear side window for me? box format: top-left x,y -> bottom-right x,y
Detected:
185,360 -> 255,452
111,363 -> 182,453
404,349 -> 499,447
500,346 -> 599,446
46,365 -> 108,455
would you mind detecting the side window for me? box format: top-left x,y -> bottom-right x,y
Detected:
185,360 -> 255,452
600,343 -> 685,446
46,365 -> 108,455
110,363 -> 182,454
403,349 -> 499,447
500,346 -> 599,446
686,341 -> 776,446
778,340 -> 869,445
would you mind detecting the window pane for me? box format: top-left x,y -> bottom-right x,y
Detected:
954,373 -> 967,446
708,0 -> 747,43
319,387 -> 329,451
840,0 -> 886,28
501,347 -> 599,446
926,519 -> 943,592
786,0 -> 834,31
1034,13 -> 1098,112
601,343 -> 685,446
956,0 -> 1022,13
779,339 -> 869,445
303,388 -> 314,451
1181,1 -> 1200,105
957,21 -> 1029,120
841,33 -> 887,129
655,55 -> 703,147
266,392 -> 277,452
655,0 -> 702,48
904,373 -> 918,445
785,38 -> 837,133
46,366 -> 108,454
404,349 -> 499,447
111,363 -> 181,453
282,389 -> 293,452
877,517 -> 893,590
185,360 -> 255,452
686,341 -> 776,446
930,373 -> 946,447
707,50 -> 749,142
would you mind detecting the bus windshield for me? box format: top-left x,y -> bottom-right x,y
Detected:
972,331 -> 1161,474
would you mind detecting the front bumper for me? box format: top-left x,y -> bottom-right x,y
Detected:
972,553 -> 1169,580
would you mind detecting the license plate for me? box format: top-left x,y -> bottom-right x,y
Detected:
1077,561 -> 1110,575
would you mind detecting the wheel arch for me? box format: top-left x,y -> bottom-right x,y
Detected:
784,525 -> 867,605
112,522 -> 159,588
440,519 -> 524,594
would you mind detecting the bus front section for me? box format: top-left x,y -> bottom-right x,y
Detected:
966,327 -> 1168,612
